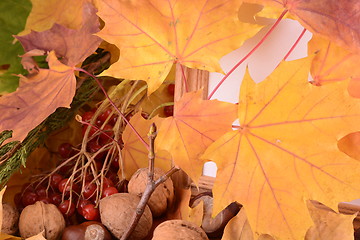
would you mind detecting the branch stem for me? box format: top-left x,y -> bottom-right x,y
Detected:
120,123 -> 180,240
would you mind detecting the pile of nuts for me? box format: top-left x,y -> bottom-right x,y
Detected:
2,166 -> 211,240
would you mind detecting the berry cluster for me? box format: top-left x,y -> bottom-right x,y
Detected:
14,107 -> 127,223
14,83 -> 176,225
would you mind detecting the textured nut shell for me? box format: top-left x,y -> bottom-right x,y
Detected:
1,203 -> 19,234
61,221 -> 112,240
100,193 -> 153,240
128,168 -> 174,217
19,201 -> 65,240
152,220 -> 209,240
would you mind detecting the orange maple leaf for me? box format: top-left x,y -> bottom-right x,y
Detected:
156,90 -> 237,184
0,51 -> 76,144
305,201 -> 356,240
247,0 -> 360,54
202,58 -> 360,239
121,113 -> 172,180
338,132 -> 360,161
19,0 -> 90,36
308,35 -> 360,98
96,0 -> 261,94
15,2 -> 102,66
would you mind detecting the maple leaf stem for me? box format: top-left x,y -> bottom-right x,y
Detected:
283,27 -> 307,61
179,64 -> 189,92
76,68 -> 150,150
207,9 -> 289,100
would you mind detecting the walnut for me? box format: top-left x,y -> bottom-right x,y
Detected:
152,220 -> 209,240
1,203 -> 19,235
128,167 -> 174,217
19,201 -> 65,240
99,193 -> 153,240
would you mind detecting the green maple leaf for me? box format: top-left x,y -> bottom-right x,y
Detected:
0,0 -> 31,94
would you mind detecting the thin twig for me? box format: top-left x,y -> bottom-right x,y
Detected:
120,123 -> 180,240
148,123 -> 156,179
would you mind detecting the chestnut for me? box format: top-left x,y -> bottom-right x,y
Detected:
61,221 -> 112,240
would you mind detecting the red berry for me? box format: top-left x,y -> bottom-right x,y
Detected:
111,156 -> 119,169
84,173 -> 94,182
164,105 -> 174,117
58,200 -> 76,217
83,182 -> 97,199
87,140 -> 102,153
98,108 -> 113,124
58,143 -> 74,158
49,193 -> 62,206
99,124 -> 114,142
95,160 -> 103,171
58,179 -> 68,193
38,196 -> 52,204
82,111 -> 94,122
58,161 -> 74,176
102,177 -> 114,189
50,173 -> 63,189
106,171 -> 119,185
82,204 -> 100,221
101,187 -> 118,198
1,64 -> 10,70
21,192 -> 38,207
77,199 -> 93,215
58,179 -> 79,195
35,186 -> 47,197
87,140 -> 106,161
82,124 -> 97,137
109,114 -> 119,126
167,84 -> 175,96
14,193 -> 23,209
125,112 -> 134,122
21,183 -> 35,193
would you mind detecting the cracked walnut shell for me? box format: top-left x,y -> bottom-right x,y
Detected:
152,220 -> 209,240
99,193 -> 153,240
128,167 -> 174,217
19,201 -> 65,240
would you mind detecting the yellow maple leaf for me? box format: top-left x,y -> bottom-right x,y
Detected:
221,208 -> 254,240
247,0 -> 360,54
305,201 -> 355,240
156,90 -> 237,184
19,0 -> 90,36
308,35 -> 360,98
96,0 -> 261,94
202,57 -> 360,239
121,113 -> 172,180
